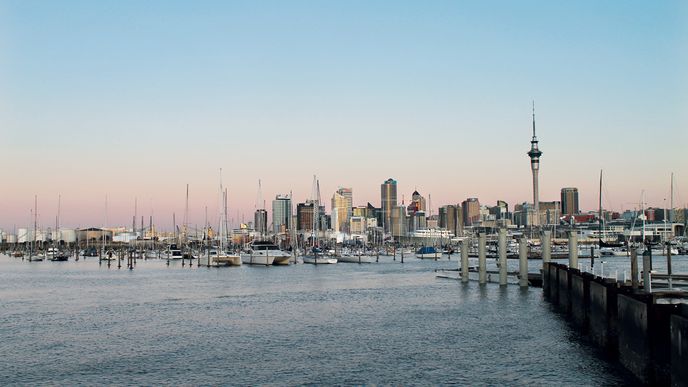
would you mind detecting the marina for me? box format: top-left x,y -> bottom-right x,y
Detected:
0,251 -> 649,386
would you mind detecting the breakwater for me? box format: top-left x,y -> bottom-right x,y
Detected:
543,261 -> 688,385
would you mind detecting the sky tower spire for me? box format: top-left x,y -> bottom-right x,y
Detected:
527,101 -> 542,227
532,100 -> 536,139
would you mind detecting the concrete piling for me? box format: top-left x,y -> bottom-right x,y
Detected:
568,231 -> 578,270
478,234 -> 486,285
498,228 -> 507,286
460,239 -> 469,283
541,230 -> 551,263
519,236 -> 528,288
642,249 -> 652,294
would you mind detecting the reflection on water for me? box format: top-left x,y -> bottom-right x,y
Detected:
0,254 -> 639,385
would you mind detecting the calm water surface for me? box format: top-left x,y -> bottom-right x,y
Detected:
0,253 -> 649,385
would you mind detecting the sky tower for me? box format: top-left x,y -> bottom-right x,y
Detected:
527,102 -> 542,227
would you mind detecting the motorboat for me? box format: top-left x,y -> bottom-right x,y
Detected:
416,246 -> 440,259
241,241 -> 292,265
167,245 -> 183,260
47,248 -> 69,261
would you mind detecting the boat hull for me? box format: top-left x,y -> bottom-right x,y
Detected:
213,255 -> 242,266
337,255 -> 374,263
416,253 -> 441,259
302,256 -> 337,264
241,254 -> 275,265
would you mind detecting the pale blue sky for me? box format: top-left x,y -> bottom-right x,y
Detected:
1,1 -> 686,229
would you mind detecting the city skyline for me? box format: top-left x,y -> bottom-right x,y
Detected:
1,1 -> 687,230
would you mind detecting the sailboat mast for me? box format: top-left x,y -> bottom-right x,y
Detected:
670,172 -> 674,223
599,170 -> 603,241
56,194 -> 61,241
184,184 -> 189,245
34,195 -> 38,252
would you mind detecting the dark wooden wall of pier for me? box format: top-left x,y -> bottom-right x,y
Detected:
542,262 -> 688,386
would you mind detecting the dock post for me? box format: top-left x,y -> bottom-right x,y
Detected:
642,249 -> 652,293
568,231 -> 578,270
542,230 -> 551,264
498,228 -> 507,286
461,238 -> 469,283
630,248 -> 639,290
667,242 -> 673,289
478,233 -> 486,285
519,236 -> 528,287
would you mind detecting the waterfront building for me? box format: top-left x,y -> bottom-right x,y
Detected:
272,194 -> 292,234
76,228 -> 113,244
350,216 -> 366,235
331,187 -> 353,233
381,178 -> 397,233
527,103 -> 542,227
561,187 -> 579,215
462,198 -> 481,226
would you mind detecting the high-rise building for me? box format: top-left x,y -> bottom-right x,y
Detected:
439,204 -> 464,236
561,187 -> 579,215
390,206 -> 407,238
272,194 -> 292,234
254,209 -> 268,235
540,201 -> 560,225
296,202 -> 315,232
462,198 -> 481,226
331,187 -> 353,233
381,178 -> 397,233
407,190 -> 426,215
527,103 -> 542,227
414,211 -> 427,230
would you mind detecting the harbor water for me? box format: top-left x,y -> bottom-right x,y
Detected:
2,253 -> 677,385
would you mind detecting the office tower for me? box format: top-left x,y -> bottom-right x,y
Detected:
381,178 -> 397,233
254,209 -> 268,235
296,202 -> 315,232
561,187 -> 579,215
272,194 -> 292,234
331,187 -> 353,233
462,198 -> 481,226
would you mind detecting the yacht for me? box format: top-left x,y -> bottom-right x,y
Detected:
302,247 -> 337,264
167,244 -> 183,259
241,241 -> 291,266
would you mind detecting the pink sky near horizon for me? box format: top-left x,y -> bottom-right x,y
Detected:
2,157 -> 684,231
